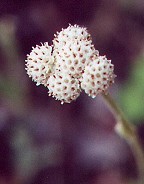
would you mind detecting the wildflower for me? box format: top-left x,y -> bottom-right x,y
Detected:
25,42 -> 54,86
47,72 -> 81,104
25,25 -> 115,104
53,24 -> 92,49
53,24 -> 99,78
81,56 -> 115,98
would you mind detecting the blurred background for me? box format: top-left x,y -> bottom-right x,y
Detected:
0,0 -> 144,184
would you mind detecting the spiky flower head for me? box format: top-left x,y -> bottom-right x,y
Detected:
25,42 -> 54,86
53,24 -> 92,49
47,72 -> 81,104
53,24 -> 99,78
25,25 -> 116,104
53,42 -> 98,78
81,56 -> 115,98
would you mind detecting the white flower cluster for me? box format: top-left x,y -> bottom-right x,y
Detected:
25,25 -> 115,104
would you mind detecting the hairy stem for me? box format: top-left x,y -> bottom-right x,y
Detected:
102,93 -> 144,184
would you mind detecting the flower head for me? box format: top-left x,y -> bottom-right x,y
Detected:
47,72 -> 81,104
53,24 -> 92,49
25,42 -> 54,86
53,41 -> 98,78
25,25 -> 115,104
53,24 -> 99,78
81,56 -> 116,98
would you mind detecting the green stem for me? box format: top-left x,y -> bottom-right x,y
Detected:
102,93 -> 144,184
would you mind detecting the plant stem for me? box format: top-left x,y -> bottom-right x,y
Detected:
102,93 -> 144,184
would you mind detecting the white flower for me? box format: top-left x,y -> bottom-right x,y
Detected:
81,56 -> 115,98
25,25 -> 116,104
53,24 -> 99,78
53,24 -> 92,49
25,42 -> 54,86
54,42 -> 98,78
47,72 -> 81,104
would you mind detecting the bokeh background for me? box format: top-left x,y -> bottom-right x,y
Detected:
0,0 -> 144,184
